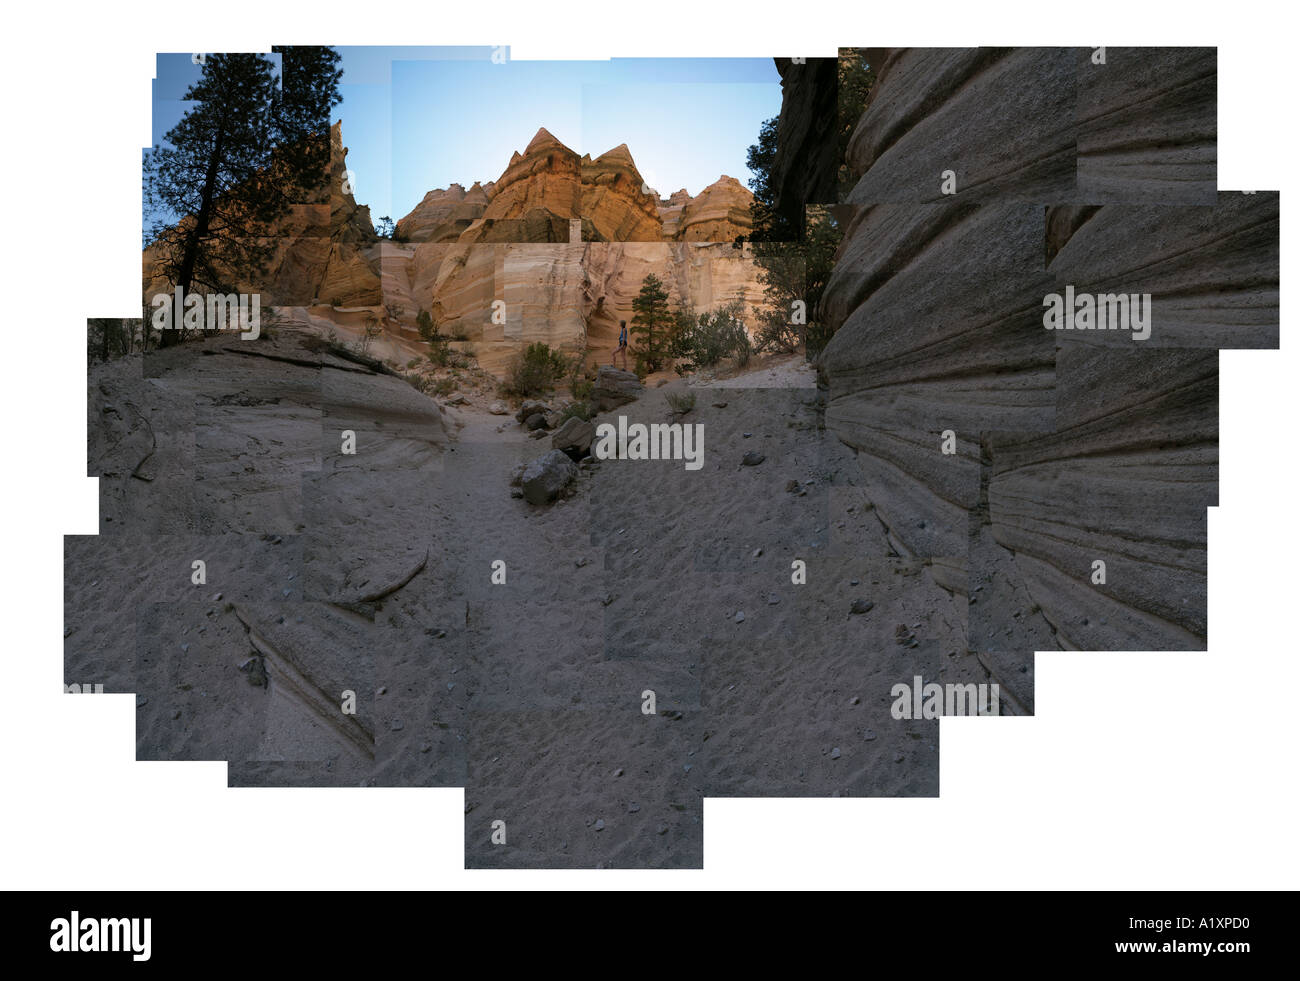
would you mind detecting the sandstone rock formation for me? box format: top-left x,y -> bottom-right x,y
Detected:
405,128 -> 753,246
394,182 -> 492,243
845,47 -> 1217,206
675,176 -> 753,241
807,47 -> 1277,711
590,366 -> 643,411
143,122 -> 381,308
551,416 -> 596,460
145,122 -> 768,373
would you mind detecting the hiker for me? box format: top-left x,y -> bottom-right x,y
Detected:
612,319 -> 629,370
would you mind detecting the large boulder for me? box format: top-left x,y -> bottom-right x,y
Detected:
520,450 -> 578,505
551,416 -> 596,460
591,366 -> 642,411
516,399 -> 551,424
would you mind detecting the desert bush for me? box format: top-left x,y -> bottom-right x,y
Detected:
504,342 -> 568,397
753,306 -> 801,354
666,390 -> 696,415
559,401 -> 592,423
671,301 -> 752,372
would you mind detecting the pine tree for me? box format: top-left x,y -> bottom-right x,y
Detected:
143,47 -> 343,344
630,274 -> 672,373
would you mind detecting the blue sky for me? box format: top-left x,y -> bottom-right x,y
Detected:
148,48 -> 781,229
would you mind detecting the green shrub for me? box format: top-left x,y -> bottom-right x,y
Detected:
505,342 -> 568,397
559,401 -> 592,423
666,391 -> 696,415
672,301 -> 752,372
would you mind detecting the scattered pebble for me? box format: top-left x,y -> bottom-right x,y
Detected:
830,747 -> 841,760
594,819 -> 606,832
734,611 -> 745,623
741,451 -> 765,466
849,599 -> 874,615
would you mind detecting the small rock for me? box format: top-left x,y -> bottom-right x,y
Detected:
734,611 -> 745,623
712,401 -> 727,408
830,747 -> 841,760
420,743 -> 432,754
767,593 -> 780,606
752,547 -> 763,558
741,451 -> 765,466
628,802 -> 641,813
171,709 -> 182,721
785,479 -> 801,493
613,768 -> 624,778
850,696 -> 860,705
488,400 -> 509,415
849,599 -> 875,615
594,819 -> 606,832
391,719 -> 404,732
602,593 -> 616,607
863,729 -> 877,741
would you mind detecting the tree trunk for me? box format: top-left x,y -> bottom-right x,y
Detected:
162,124 -> 225,347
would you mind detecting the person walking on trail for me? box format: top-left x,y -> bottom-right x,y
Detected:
612,319 -> 629,370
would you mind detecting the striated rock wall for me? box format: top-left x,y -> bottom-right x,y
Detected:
805,47 -> 1277,709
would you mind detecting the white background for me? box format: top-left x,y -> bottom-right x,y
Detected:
1,0 -> 1295,890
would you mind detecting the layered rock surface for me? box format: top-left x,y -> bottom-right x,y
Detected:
808,47 -> 1277,709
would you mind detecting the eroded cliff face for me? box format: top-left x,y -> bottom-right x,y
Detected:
394,182 -> 493,244
375,238 -> 769,373
801,48 -> 1277,709
376,127 -> 767,365
402,127 -> 754,245
145,123 -> 767,366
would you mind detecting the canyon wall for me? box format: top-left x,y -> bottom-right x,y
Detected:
802,47 -> 1277,710
146,124 -> 768,367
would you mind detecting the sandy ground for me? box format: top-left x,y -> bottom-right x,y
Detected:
68,331 -> 984,869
